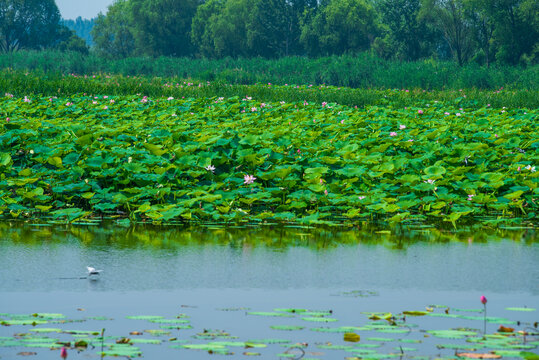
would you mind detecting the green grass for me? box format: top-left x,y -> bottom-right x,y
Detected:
0,50 -> 537,90
1,70 -> 537,109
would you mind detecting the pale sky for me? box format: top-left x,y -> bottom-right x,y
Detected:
56,0 -> 115,19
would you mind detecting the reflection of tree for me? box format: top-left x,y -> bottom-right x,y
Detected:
0,222 -> 535,250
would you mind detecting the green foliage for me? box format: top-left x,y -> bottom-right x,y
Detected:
1,51 -> 537,91
0,0 -> 63,52
0,88 -> 537,225
54,27 -> 89,55
61,17 -> 96,47
129,0 -> 199,57
300,0 -> 381,56
374,0 -> 437,61
90,0 -> 135,59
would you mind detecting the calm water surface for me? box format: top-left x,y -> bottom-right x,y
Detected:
0,223 -> 537,359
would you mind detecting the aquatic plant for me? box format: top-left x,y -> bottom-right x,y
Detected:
0,92 -> 537,226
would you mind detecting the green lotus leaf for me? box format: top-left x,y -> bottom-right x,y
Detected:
427,330 -> 477,339
0,153 -> 12,167
247,312 -> 294,317
424,165 -> 446,178
270,325 -> 305,331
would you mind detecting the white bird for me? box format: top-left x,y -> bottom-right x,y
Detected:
87,266 -> 103,276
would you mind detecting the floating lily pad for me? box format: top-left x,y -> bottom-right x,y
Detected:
302,317 -> 338,322
126,315 -> 164,321
270,325 -> 305,331
247,312 -> 294,317
29,328 -> 62,333
144,329 -> 171,336
427,330 -> 477,339
247,339 -> 290,344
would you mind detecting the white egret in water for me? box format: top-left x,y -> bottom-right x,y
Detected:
87,266 -> 103,277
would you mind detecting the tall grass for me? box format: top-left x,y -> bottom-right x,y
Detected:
1,70 -> 537,109
0,50 -> 537,90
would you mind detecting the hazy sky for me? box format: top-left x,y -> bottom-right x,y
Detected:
56,0 -> 115,19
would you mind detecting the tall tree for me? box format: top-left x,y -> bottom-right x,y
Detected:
487,0 -> 538,64
91,0 -> 135,58
246,0 -> 290,57
463,0 -> 495,66
129,0 -> 199,56
192,0 -> 254,58
301,0 -> 382,56
420,0 -> 473,65
191,0 -> 225,58
376,0 -> 437,61
0,0 -> 63,52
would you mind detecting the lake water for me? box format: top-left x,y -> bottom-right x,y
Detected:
0,222 -> 537,359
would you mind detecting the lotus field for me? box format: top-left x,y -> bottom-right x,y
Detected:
0,87 -> 537,226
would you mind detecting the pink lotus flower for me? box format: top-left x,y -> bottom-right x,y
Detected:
480,295 -> 487,305
418,110 -> 423,115
244,174 -> 256,185
390,132 -> 397,137
399,124 -> 406,130
324,189 -> 328,195
6,117 -> 9,122
60,347 -> 68,359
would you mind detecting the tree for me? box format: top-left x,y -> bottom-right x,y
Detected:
375,0 -> 438,61
55,26 -> 89,54
129,0 -> 199,57
91,0 -> 135,58
420,0 -> 474,66
192,0 -> 316,58
487,0 -> 538,65
300,0 -> 382,56
246,0 -> 290,57
62,17 -> 96,46
191,0 -> 254,58
463,0 -> 496,66
0,0 -> 63,52
191,0 -> 225,58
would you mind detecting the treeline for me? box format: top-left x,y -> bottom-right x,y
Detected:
61,17 -> 96,46
0,0 -> 89,54
1,50 -> 537,90
91,0 -> 538,66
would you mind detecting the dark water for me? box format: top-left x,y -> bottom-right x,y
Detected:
0,222 -> 537,359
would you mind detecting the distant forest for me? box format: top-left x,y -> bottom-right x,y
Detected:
0,0 -> 537,67
61,17 -> 96,46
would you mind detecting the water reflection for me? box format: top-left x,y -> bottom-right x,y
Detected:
0,221 -> 537,294
0,221 -> 536,250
